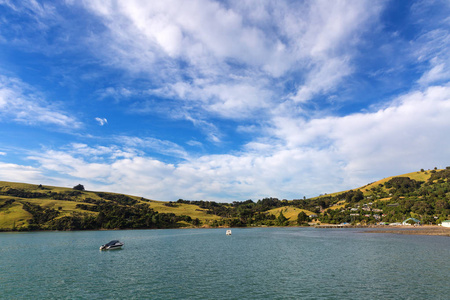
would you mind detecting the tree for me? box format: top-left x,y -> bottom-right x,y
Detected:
276,211 -> 289,226
73,184 -> 85,191
297,211 -> 308,225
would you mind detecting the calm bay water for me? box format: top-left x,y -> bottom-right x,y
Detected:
0,228 -> 449,299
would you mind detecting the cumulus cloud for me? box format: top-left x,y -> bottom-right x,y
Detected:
19,84 -> 450,201
272,85 -> 450,186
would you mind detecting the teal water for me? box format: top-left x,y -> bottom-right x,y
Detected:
0,228 -> 449,299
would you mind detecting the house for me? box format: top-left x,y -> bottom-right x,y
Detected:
402,218 -> 420,225
440,220 -> 450,228
309,214 -> 318,218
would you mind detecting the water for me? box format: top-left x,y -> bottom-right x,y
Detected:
0,228 -> 449,299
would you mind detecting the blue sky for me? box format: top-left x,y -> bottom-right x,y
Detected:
1,0 -> 450,202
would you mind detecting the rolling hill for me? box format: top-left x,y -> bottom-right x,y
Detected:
1,167 -> 449,230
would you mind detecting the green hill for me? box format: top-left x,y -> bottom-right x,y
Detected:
1,167 -> 449,230
317,168 -> 450,225
0,182 -> 220,231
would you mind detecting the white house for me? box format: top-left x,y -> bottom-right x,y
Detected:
440,220 -> 450,228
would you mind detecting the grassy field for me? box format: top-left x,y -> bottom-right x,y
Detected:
266,206 -> 315,224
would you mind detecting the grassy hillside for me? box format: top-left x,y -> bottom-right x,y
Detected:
0,181 -> 220,230
146,201 -> 221,222
1,167 -> 449,230
358,170 -> 435,194
266,206 -> 315,224
317,168 -> 450,225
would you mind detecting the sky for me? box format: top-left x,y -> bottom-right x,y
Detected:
0,0 -> 450,202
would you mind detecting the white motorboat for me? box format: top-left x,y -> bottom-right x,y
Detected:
100,240 -> 124,250
226,229 -> 232,235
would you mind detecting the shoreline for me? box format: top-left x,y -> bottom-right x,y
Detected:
364,225 -> 450,236
2,225 -> 449,236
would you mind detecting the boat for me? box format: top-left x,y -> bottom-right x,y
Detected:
100,240 -> 124,250
226,229 -> 232,235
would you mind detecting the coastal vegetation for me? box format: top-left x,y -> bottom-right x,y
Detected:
0,168 -> 449,231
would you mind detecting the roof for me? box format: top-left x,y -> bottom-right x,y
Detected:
403,218 -> 420,223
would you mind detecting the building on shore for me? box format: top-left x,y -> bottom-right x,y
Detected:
402,218 -> 420,226
440,220 -> 450,228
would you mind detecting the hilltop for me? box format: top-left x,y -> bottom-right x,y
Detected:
1,167 -> 449,230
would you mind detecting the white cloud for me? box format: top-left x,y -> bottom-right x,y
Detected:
97,87 -> 133,100
95,117 -> 108,126
272,84 -> 450,186
0,75 -> 81,128
117,136 -> 189,159
411,1 -> 450,86
150,80 -> 273,119
292,57 -> 353,103
19,84 -> 450,201
186,140 -> 203,147
418,62 -> 450,85
74,0 -> 382,120
3,1 -> 450,202
0,162 -> 47,184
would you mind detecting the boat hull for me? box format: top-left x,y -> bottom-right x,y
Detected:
100,241 -> 124,250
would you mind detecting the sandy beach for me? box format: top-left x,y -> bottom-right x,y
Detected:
366,226 -> 450,236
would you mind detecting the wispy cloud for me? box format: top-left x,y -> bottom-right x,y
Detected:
74,0 -> 383,124
95,117 -> 108,126
117,136 -> 189,160
0,75 -> 81,129
1,0 -> 450,202
411,2 -> 450,86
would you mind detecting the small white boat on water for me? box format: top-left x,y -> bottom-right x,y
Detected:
226,229 -> 232,235
100,240 -> 124,250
